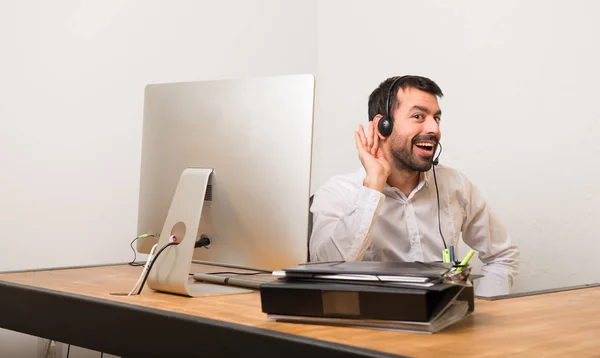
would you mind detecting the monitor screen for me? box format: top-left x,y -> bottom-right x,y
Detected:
136,74 -> 315,271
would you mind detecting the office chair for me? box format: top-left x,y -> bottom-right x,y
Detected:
307,194 -> 314,262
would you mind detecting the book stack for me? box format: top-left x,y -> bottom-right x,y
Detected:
260,261 -> 474,333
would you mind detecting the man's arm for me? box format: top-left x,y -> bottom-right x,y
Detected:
460,175 -> 520,297
309,178 -> 384,262
310,120 -> 390,262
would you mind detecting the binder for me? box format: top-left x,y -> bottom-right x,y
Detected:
260,261 -> 474,333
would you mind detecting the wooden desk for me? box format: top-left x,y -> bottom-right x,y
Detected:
1,264 -> 599,358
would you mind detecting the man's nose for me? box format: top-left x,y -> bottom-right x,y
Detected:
424,116 -> 440,136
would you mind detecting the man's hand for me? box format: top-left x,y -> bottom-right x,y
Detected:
355,120 -> 391,192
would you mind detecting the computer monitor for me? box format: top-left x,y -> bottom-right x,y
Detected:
136,74 -> 315,297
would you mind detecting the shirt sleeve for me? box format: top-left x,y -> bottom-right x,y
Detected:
459,175 -> 520,297
309,179 -> 385,262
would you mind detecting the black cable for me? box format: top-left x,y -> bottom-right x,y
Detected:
66,344 -> 71,358
100,352 -> 104,358
129,237 -> 144,267
188,238 -> 271,276
194,236 -> 211,249
137,242 -> 179,295
207,271 -> 267,276
191,260 -> 272,273
431,161 -> 448,250
45,340 -> 52,357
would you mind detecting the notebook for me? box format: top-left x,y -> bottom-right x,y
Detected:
278,261 -> 452,283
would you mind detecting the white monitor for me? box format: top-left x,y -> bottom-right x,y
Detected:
136,74 -> 315,296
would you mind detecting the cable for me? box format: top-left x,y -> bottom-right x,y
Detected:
137,241 -> 179,295
129,234 -> 155,267
431,163 -> 448,250
45,340 -> 52,357
128,244 -> 159,296
206,271 -> 267,276
100,352 -> 104,358
191,260 -> 272,273
187,270 -> 268,276
194,235 -> 211,249
130,235 -> 213,295
129,237 -> 144,266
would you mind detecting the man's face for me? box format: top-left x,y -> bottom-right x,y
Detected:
387,87 -> 442,172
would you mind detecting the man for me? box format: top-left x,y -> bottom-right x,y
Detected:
309,75 -> 519,297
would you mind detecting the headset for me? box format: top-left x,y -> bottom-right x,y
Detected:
377,76 -> 442,164
377,76 -> 404,137
377,76 -> 449,258
431,144 -> 447,254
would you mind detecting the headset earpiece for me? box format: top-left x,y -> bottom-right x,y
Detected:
376,76 -> 404,138
377,116 -> 393,137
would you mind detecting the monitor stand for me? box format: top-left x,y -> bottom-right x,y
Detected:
146,168 -> 252,297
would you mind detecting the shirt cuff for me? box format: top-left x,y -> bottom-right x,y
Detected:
356,185 -> 385,212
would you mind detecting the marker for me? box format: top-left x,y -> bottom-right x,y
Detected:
443,248 -> 451,263
455,249 -> 476,273
449,246 -> 455,262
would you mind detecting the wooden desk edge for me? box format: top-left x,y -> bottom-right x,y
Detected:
476,282 -> 600,301
0,261 -> 134,274
0,278 -> 403,358
4,262 -> 596,302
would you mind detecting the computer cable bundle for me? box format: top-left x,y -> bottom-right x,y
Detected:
135,239 -> 180,295
127,243 -> 159,296
127,235 -> 178,296
128,233 -> 155,267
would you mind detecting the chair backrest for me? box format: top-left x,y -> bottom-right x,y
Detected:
306,194 -> 314,262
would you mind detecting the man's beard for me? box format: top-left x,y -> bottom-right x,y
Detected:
389,135 -> 437,172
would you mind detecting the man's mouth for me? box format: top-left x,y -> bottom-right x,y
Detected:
413,141 -> 436,155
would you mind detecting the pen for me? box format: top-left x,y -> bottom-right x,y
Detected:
449,246 -> 455,262
455,249 -> 476,273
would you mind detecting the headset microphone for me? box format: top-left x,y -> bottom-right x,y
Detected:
433,142 -> 442,165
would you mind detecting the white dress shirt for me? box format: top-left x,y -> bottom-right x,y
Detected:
309,165 -> 519,297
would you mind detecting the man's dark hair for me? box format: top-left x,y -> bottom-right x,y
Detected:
368,75 -> 443,121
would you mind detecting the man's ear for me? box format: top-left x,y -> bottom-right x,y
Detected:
372,114 -> 387,140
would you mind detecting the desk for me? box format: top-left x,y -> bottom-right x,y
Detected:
1,264 -> 599,357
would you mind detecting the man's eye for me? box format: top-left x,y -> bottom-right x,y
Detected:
435,117 -> 441,122
413,114 -> 423,120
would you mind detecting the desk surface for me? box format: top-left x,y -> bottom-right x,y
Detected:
1,264 -> 599,357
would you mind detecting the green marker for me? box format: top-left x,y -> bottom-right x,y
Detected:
455,249 -> 476,272
443,248 -> 451,263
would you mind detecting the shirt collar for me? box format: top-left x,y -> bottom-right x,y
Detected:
423,169 -> 431,188
371,170 -> 431,200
